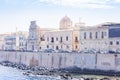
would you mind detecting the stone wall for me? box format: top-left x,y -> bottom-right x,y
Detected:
0,51 -> 120,71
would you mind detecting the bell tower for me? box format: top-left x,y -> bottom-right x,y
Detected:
27,21 -> 39,51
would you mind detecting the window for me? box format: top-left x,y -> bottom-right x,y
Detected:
52,46 -> 54,48
32,35 -> 33,38
47,45 -> 49,48
75,45 -> 78,49
56,46 -> 59,50
41,37 -> 45,41
90,32 -> 92,39
56,37 -> 58,41
66,46 -> 69,49
39,47 -> 41,49
60,37 -> 62,42
51,37 -> 54,42
95,32 -> 98,39
22,43 -> 23,46
75,37 -> 78,42
32,45 -> 34,50
61,45 -> 62,48
19,43 -> 21,46
110,41 -> 113,45
116,41 -> 119,45
101,31 -> 104,39
84,32 -> 86,39
66,36 -> 68,41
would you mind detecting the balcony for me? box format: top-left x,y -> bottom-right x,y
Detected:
75,40 -> 79,43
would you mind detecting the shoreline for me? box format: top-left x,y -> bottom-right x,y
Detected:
0,61 -> 120,80
0,61 -> 74,80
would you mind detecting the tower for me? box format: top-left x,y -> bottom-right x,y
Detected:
27,21 -> 39,51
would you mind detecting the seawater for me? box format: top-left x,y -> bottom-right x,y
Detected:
0,65 -> 62,80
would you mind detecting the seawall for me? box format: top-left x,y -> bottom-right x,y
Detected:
0,51 -> 120,72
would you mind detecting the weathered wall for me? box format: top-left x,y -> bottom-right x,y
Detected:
0,51 -> 120,71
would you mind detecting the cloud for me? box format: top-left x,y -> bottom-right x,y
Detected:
39,0 -> 115,9
115,0 -> 120,2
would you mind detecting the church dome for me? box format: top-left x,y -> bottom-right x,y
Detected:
60,16 -> 71,23
59,16 -> 72,30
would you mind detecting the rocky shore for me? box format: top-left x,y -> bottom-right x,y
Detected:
0,61 -> 74,80
0,61 -> 114,80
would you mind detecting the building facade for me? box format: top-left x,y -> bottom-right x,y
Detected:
102,23 -> 120,53
44,30 -> 73,52
23,16 -> 120,53
0,34 -> 10,50
80,26 -> 109,53
4,32 -> 28,51
27,21 -> 40,51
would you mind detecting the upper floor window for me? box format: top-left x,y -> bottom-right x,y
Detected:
51,37 -> 54,43
84,32 -> 86,39
110,41 -> 113,45
95,32 -> 98,39
101,31 -> 104,39
60,37 -> 62,42
90,32 -> 92,39
41,37 -> 45,41
66,36 -> 68,41
75,37 -> 78,42
116,41 -> 119,45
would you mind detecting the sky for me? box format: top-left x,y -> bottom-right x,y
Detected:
0,0 -> 120,34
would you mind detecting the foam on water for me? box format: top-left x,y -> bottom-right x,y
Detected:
0,65 -> 62,80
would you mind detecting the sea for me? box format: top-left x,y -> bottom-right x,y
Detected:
0,65 -> 62,80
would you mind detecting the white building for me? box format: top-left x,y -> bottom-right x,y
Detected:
0,33 -> 10,50
4,32 -> 28,51
43,16 -> 82,52
4,35 -> 16,51
44,30 -> 73,52
80,26 -> 109,53
26,16 -> 120,53
27,21 -> 56,52
102,23 -> 120,53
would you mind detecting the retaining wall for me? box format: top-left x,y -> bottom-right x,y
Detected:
0,51 -> 119,71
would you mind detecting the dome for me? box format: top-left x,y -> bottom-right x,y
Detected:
60,16 -> 71,23
59,16 -> 72,30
